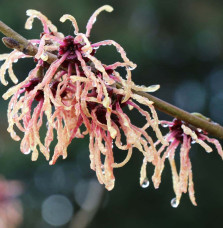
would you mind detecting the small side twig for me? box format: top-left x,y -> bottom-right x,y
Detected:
1,20 -> 223,139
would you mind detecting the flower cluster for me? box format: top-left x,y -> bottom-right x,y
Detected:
0,6 -> 166,191
142,118 -> 223,207
1,5 -> 222,207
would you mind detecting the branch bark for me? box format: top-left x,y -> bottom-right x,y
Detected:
0,21 -> 57,63
1,20 -> 223,139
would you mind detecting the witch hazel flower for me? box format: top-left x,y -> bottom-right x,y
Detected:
0,177 -> 23,228
143,118 -> 223,207
0,5 -> 167,190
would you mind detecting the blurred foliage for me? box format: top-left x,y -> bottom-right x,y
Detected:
0,0 -> 223,227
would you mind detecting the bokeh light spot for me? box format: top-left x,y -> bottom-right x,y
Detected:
42,194 -> 74,226
174,80 -> 206,112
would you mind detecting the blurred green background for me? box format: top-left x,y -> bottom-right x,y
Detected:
1,0 -> 223,227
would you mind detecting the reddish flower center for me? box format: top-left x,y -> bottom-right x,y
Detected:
24,77 -> 67,101
58,36 -> 96,68
169,119 -> 205,142
87,88 -> 127,126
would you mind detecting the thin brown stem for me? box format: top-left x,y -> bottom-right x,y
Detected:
116,82 -> 223,139
1,20 -> 223,139
0,20 -> 57,63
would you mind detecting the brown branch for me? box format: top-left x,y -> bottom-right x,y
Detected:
0,21 -> 57,63
1,20 -> 223,139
